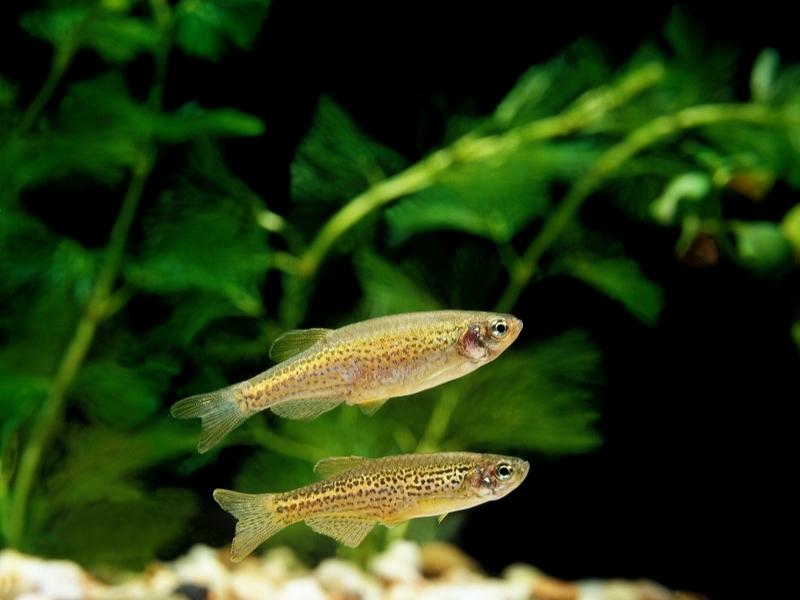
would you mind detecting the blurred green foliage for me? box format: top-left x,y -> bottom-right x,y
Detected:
1,1 -> 800,572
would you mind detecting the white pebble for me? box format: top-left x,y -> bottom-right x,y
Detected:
171,545 -> 229,594
370,540 -> 423,583
230,568 -> 278,600
273,576 -> 328,600
0,550 -> 96,600
316,558 -> 382,600
389,580 -> 530,600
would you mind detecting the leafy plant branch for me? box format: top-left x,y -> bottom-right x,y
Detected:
495,103 -> 786,312
292,62 -> 666,282
5,1 -> 173,548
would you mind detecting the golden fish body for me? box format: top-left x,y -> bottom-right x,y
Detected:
171,310 -> 523,452
213,451 -> 530,561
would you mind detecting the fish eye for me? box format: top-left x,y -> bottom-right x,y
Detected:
490,319 -> 508,339
496,463 -> 513,480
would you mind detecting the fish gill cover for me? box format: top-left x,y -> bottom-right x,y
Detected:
0,0 -> 798,581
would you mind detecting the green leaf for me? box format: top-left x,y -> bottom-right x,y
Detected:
0,76 -> 146,194
792,320 -> 800,351
35,488 -> 197,569
148,294 -> 246,348
0,75 -> 17,111
560,256 -> 664,325
126,187 -> 269,314
72,358 -> 178,428
155,103 -> 265,141
175,0 -> 270,60
0,372 -> 50,433
780,203 -> 800,256
234,449 -> 310,493
494,41 -> 610,128
650,172 -> 712,225
385,143 -> 597,244
21,7 -> 161,63
0,209 -> 55,296
355,252 -> 442,315
21,6 -> 87,47
44,422 -> 199,513
443,331 -> 602,454
751,49 -> 780,103
81,13 -> 161,63
730,221 -> 793,274
0,239 -> 95,376
291,97 -> 406,207
0,131 -> 138,195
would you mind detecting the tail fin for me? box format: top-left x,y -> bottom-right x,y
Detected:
213,489 -> 286,562
170,387 -> 247,453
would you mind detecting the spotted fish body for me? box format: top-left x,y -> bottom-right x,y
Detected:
213,452 -> 530,561
171,310 -> 523,452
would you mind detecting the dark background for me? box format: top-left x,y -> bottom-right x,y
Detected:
3,2 -> 796,597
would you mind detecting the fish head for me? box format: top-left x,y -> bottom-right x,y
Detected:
458,313 -> 523,361
465,454 -> 530,499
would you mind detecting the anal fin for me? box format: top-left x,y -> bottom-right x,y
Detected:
270,398 -> 341,420
306,516 -> 375,547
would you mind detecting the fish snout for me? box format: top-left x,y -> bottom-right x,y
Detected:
518,459 -> 531,481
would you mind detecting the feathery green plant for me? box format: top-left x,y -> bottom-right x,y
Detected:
2,2 -> 799,570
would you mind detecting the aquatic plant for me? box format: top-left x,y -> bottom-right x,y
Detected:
1,1 -> 799,570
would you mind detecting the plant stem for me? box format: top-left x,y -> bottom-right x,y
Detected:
495,103 -> 783,312
17,44 -> 74,135
294,63 -> 666,282
247,423 -> 321,463
7,1 -> 174,547
7,151 -> 154,547
416,388 -> 460,453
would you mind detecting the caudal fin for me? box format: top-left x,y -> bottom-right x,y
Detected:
170,387 -> 247,453
213,489 -> 286,562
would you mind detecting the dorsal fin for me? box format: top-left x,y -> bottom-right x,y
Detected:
269,328 -> 332,362
313,456 -> 373,478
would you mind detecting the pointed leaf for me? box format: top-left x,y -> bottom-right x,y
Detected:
22,7 -> 161,63
45,422 -> 200,512
156,103 -> 265,141
560,256 -> 664,325
126,187 -> 269,314
291,97 -> 405,207
72,357 -> 178,428
175,0 -> 270,60
444,331 -> 602,454
495,41 -> 610,128
385,143 -> 598,244
356,253 -> 442,315
35,488 -> 197,570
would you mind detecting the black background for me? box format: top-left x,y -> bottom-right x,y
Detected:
3,2 -> 797,597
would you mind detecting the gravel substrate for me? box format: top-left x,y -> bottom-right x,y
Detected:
0,541 -> 706,600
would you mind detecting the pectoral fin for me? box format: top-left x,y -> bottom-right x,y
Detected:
314,456 -> 373,478
270,398 -> 341,420
269,328 -> 333,362
306,516 -> 375,547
